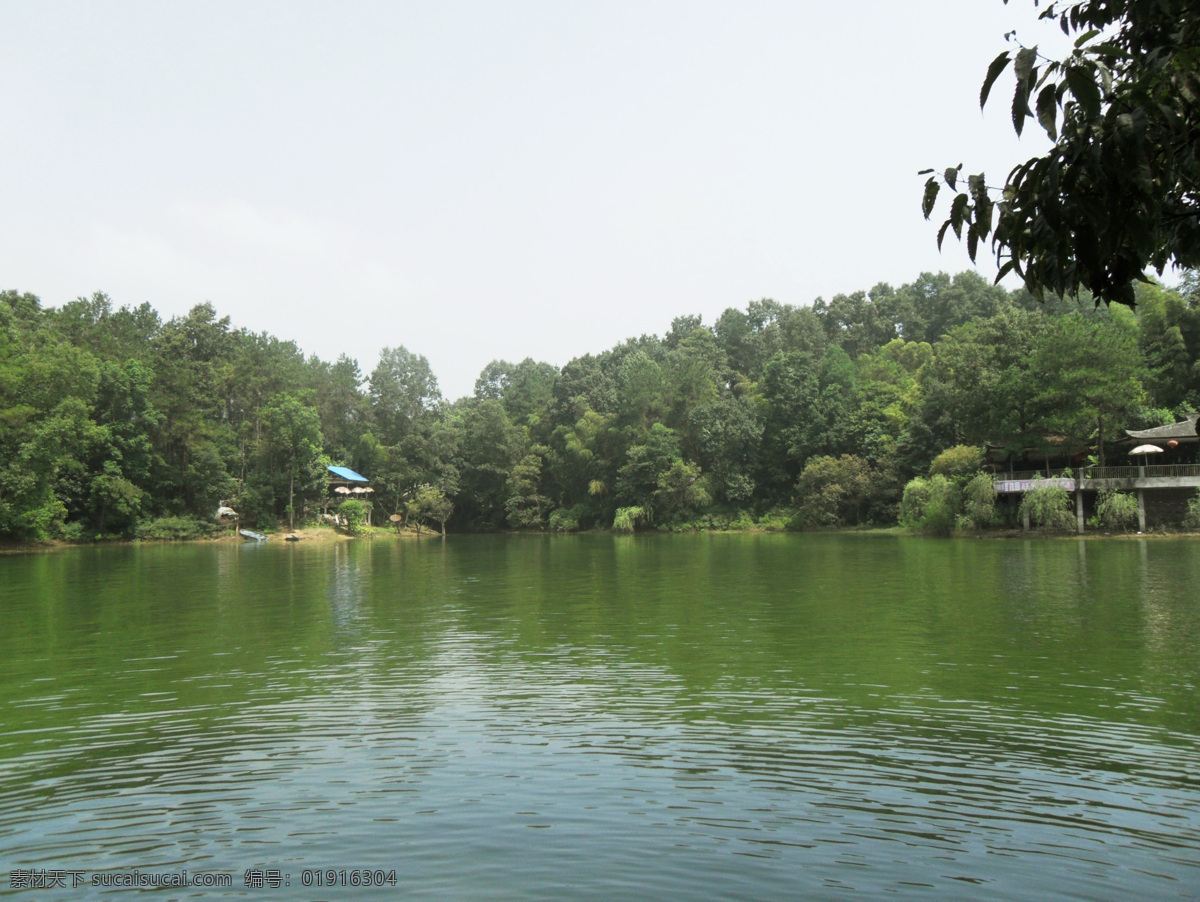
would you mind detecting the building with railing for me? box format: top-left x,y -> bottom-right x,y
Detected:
992,415 -> 1200,532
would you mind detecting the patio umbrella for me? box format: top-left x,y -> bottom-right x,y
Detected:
334,486 -> 351,494
1130,444 -> 1163,468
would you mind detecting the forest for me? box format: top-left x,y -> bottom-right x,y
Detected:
2,269 -> 1198,541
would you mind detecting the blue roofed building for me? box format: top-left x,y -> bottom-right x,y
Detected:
327,465 -> 369,485
325,465 -> 374,526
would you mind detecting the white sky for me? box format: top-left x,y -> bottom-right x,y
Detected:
0,1 -> 1070,400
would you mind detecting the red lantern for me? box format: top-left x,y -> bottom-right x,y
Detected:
1168,440 -> 1179,448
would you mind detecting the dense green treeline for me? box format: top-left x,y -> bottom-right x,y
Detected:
2,270 -> 1198,541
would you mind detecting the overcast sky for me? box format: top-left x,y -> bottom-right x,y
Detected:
1,1 -> 1072,400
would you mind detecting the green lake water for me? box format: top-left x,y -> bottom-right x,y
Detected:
1,533 -> 1198,899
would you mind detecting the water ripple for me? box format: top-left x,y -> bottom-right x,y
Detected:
2,537 -> 1199,900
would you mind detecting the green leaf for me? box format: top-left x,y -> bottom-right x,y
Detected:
937,219 -> 952,251
1014,47 -> 1038,86
1010,47 -> 1040,136
980,51 -> 1012,109
968,174 -> 992,238
1012,82 -> 1029,136
950,193 -> 970,239
1073,28 -> 1100,48
994,259 -> 1017,284
1036,83 -> 1059,139
1065,64 -> 1102,119
922,177 -> 941,219
944,166 -> 960,191
967,221 -> 980,262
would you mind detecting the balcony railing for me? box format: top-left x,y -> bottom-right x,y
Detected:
998,470 -> 1072,482
1084,464 -> 1200,479
993,464 -> 1200,490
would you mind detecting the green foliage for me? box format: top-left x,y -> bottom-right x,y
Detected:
928,445 -> 985,481
924,1 -> 1200,305
473,358 -> 553,425
90,463 -> 145,533
1095,489 -> 1138,532
1029,313 -> 1146,463
237,483 -> 276,530
548,504 -> 586,533
1180,489 -> 1200,532
7,262 -> 1200,542
667,509 -> 756,532
686,396 -> 763,503
257,393 -> 326,530
443,398 -> 526,530
899,474 -> 962,536
959,473 -> 998,530
505,450 -> 551,529
1019,478 -> 1076,532
337,499 -> 370,535
653,460 -> 710,524
406,485 -> 454,534
369,346 -> 442,444
612,506 -> 645,533
793,454 -> 872,528
1184,490 -> 1200,531
615,423 -> 683,511
755,509 -> 791,532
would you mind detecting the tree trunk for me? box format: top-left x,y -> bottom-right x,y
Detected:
288,462 -> 295,531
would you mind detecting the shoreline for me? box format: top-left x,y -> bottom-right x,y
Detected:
6,523 -> 1200,555
0,524 -> 430,555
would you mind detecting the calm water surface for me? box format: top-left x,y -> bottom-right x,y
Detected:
1,534 -> 1198,899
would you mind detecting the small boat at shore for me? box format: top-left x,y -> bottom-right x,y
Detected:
239,529 -> 269,541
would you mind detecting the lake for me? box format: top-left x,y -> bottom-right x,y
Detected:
1,534 -> 1198,899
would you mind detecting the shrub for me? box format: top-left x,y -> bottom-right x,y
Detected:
899,474 -> 960,535
548,505 -> 583,533
55,520 -> 88,542
337,499 -> 369,535
1095,489 -> 1138,531
669,509 -> 757,532
899,477 -> 932,527
919,475 -> 960,535
1019,477 -> 1075,532
756,509 -> 790,532
1184,489 -> 1200,530
612,506 -> 645,533
959,473 -> 998,529
237,483 -> 276,530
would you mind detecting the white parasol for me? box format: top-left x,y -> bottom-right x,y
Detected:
1130,444 -> 1163,470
